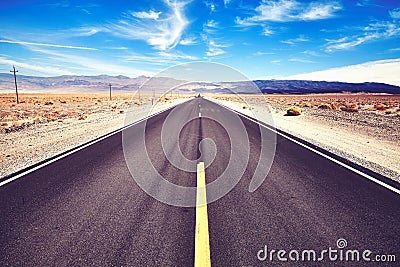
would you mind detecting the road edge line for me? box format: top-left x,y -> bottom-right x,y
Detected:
205,97 -> 400,196
0,99 -> 191,187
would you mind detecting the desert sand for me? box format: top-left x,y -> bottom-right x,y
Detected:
206,93 -> 400,182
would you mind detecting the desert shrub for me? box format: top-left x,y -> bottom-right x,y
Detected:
374,103 -> 387,111
340,104 -> 358,112
286,106 -> 302,116
301,102 -> 312,107
78,115 -> 87,120
318,103 -> 332,110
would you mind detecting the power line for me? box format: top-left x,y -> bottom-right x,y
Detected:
10,66 -> 19,104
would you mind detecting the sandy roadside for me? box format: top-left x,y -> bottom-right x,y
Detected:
207,96 -> 400,183
0,95 -> 189,178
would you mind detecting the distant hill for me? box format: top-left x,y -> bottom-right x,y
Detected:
0,74 -> 150,93
0,73 -> 399,94
253,80 -> 400,94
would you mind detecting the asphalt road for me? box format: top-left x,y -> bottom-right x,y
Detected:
0,97 -> 399,266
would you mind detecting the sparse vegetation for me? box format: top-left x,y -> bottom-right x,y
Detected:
286,106 -> 302,116
0,93 -> 192,133
340,104 -> 359,112
318,103 -> 332,110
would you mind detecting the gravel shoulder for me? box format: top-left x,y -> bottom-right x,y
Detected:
207,96 -> 400,183
0,96 -> 189,178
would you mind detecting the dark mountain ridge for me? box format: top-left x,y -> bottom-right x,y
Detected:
0,73 -> 399,94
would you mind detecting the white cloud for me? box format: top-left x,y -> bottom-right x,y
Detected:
389,8 -> 400,19
235,16 -> 257,27
223,0 -> 231,7
355,0 -> 377,7
253,51 -> 275,56
131,10 -> 162,20
204,1 -> 216,12
298,2 -> 341,20
179,36 -> 197,45
76,27 -> 101,36
289,58 -> 315,63
285,58 -> 400,86
25,46 -> 152,77
236,0 -> 341,25
206,47 -> 225,57
325,21 -> 400,52
262,26 -> 274,36
157,51 -> 198,60
107,0 -> 189,51
281,35 -> 309,45
121,50 -> 198,65
301,50 -> 321,57
0,39 -> 97,50
0,57 -> 76,76
206,40 -> 227,57
203,20 -> 220,35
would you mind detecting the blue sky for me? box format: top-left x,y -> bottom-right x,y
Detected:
0,0 -> 399,84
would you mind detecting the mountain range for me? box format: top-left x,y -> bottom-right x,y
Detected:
0,73 -> 399,94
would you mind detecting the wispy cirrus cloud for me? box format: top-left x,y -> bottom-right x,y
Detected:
131,10 -> 162,20
206,40 -> 228,57
179,36 -> 198,45
0,57 -> 76,76
325,21 -> 400,52
236,0 -> 342,25
106,0 -> 190,51
281,35 -> 309,45
289,58 -> 315,63
0,39 -> 97,50
22,45 -> 152,77
201,20 -> 229,57
203,19 -> 219,34
123,50 -> 198,65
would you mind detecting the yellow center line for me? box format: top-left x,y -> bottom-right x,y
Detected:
195,162 -> 211,267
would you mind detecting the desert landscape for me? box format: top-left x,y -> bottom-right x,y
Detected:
1,92 -> 399,182
207,93 -> 400,182
0,93 -> 192,178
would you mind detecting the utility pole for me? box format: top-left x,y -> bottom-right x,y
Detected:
10,65 -> 19,104
108,83 -> 112,101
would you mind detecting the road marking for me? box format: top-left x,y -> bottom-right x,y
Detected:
205,98 -> 400,196
0,99 -> 192,187
195,162 -> 211,267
